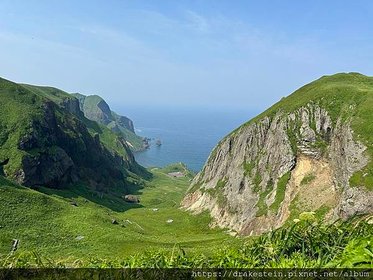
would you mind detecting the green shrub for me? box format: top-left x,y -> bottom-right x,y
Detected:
270,172 -> 291,213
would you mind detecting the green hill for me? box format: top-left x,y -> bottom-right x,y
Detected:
0,169 -> 371,268
0,77 -> 146,189
72,93 -> 146,152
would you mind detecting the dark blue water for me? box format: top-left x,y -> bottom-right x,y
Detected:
115,106 -> 255,172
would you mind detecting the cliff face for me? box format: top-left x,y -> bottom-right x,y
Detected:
0,78 -> 144,190
182,73 -> 373,235
73,94 -> 144,151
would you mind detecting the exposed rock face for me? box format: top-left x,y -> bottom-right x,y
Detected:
12,101 -> 134,189
329,119 -> 369,187
85,98 -> 113,125
18,146 -> 75,187
182,104 -> 372,235
335,187 -> 373,219
113,114 -> 135,133
74,94 -> 135,133
60,97 -> 83,118
73,94 -> 145,151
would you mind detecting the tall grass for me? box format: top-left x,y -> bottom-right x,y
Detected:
2,214 -> 371,268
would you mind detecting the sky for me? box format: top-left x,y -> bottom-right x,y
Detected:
1,0 -> 373,111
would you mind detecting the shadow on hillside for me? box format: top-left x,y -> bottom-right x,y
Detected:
36,181 -> 146,212
82,118 -> 103,133
0,175 -> 22,188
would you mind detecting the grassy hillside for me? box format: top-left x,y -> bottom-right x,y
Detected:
0,77 -> 146,190
0,78 -> 50,176
0,164 -> 237,263
21,84 -> 76,105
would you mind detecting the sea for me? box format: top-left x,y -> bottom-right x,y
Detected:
115,105 -> 256,172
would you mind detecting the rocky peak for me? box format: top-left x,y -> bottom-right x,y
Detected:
73,93 -> 143,150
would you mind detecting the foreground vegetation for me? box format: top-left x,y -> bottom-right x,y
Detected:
1,214 -> 372,268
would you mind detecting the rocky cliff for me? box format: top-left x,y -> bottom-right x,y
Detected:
0,77 -> 146,190
182,73 -> 373,235
73,93 -> 146,151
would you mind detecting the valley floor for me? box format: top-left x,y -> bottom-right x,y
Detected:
0,165 -> 239,264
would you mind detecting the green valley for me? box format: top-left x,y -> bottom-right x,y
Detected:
0,164 -> 238,264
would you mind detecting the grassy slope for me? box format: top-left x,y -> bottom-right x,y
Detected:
0,78 -> 46,175
210,73 -> 373,189
21,84 -> 76,104
0,164 -> 237,262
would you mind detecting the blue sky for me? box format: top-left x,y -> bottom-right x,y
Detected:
1,0 -> 373,111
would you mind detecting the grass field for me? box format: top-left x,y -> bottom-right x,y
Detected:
0,164 -> 239,264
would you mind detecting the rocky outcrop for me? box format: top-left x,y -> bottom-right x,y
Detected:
329,119 -> 368,187
60,97 -> 84,118
84,97 -> 112,125
10,101 -> 133,189
73,93 -> 144,150
123,194 -> 140,203
15,146 -> 76,187
182,103 -> 371,235
112,113 -> 135,133
335,187 -> 373,219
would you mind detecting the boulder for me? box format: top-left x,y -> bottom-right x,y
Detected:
123,194 -> 140,203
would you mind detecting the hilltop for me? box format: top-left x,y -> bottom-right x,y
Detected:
182,72 -> 373,235
72,93 -> 147,152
